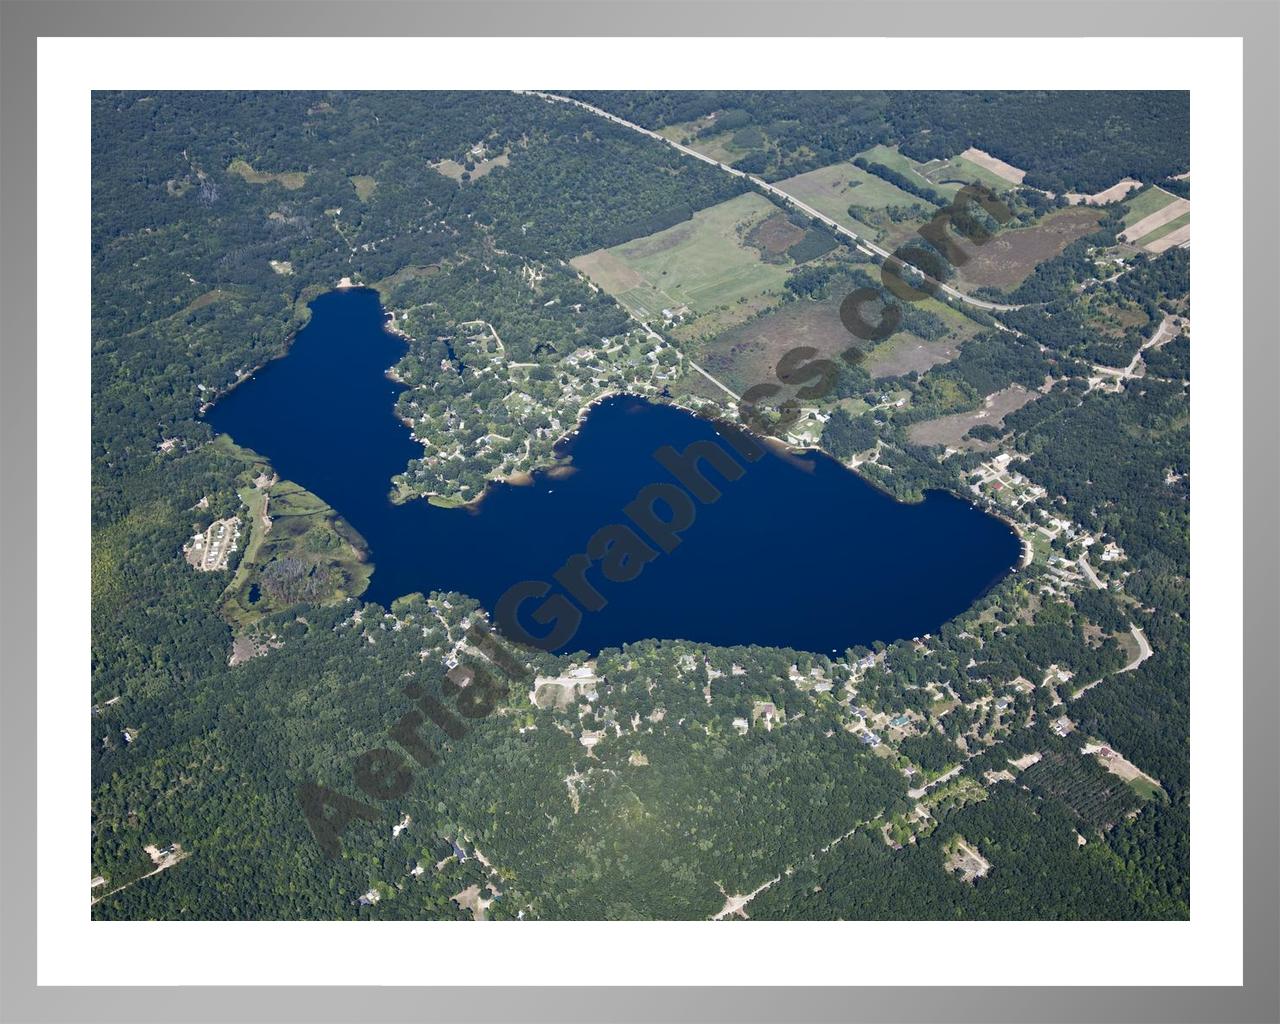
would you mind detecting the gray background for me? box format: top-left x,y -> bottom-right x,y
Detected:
1,1 -> 1275,1021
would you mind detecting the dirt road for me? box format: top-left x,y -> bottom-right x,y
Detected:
1091,316 -> 1179,384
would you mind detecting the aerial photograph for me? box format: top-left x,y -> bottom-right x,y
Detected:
90,89 -> 1190,922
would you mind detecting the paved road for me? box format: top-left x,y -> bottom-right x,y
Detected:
1120,625 -> 1153,672
521,91 -> 1027,314
1077,554 -> 1105,590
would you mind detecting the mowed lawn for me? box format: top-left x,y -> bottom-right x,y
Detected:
571,192 -> 792,325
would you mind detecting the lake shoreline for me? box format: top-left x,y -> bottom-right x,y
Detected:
206,287 -> 1022,655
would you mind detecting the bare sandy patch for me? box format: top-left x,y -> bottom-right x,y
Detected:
712,876 -> 780,920
530,663 -> 596,710
93,843 -> 188,906
1067,179 -> 1142,205
907,385 -> 1037,448
451,884 -> 495,921
944,836 -> 991,883
960,147 -> 1025,184
1081,742 -> 1163,793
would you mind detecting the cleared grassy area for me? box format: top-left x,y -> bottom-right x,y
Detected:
572,192 -> 792,330
919,153 -> 1014,194
227,158 -> 308,190
349,175 -> 377,201
432,152 -> 510,183
1127,776 -> 1163,801
775,161 -> 933,246
657,117 -> 762,166
858,144 -> 962,200
906,385 -> 1039,448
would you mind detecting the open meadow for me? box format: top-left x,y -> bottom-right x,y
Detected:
952,206 -> 1104,291
571,192 -> 795,338
906,384 -> 1039,448
775,161 -> 936,249
696,283 -> 982,396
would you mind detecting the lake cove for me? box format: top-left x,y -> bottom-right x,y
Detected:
207,288 -> 1021,656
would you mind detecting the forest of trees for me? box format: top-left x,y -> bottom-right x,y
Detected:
564,91 -> 1190,192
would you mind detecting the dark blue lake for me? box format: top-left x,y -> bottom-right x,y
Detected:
206,288 -> 1020,656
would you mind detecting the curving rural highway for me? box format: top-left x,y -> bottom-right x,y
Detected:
520,91 -> 1027,314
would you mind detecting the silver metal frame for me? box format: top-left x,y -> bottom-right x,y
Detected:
1,2 -> 1275,1020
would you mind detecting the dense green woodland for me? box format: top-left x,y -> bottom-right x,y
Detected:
564,90 -> 1189,192
91,91 -> 1189,921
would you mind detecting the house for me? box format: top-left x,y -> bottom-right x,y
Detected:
751,701 -> 779,730
859,731 -> 881,748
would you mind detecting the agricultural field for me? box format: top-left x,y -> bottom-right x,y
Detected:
1135,211 -> 1191,252
952,206 -> 1103,291
1120,186 -> 1191,252
861,328 -> 964,380
959,147 -> 1026,184
775,161 -> 936,248
857,143 -> 1016,200
1120,185 -> 1182,228
1066,178 -> 1142,206
571,192 -> 796,339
